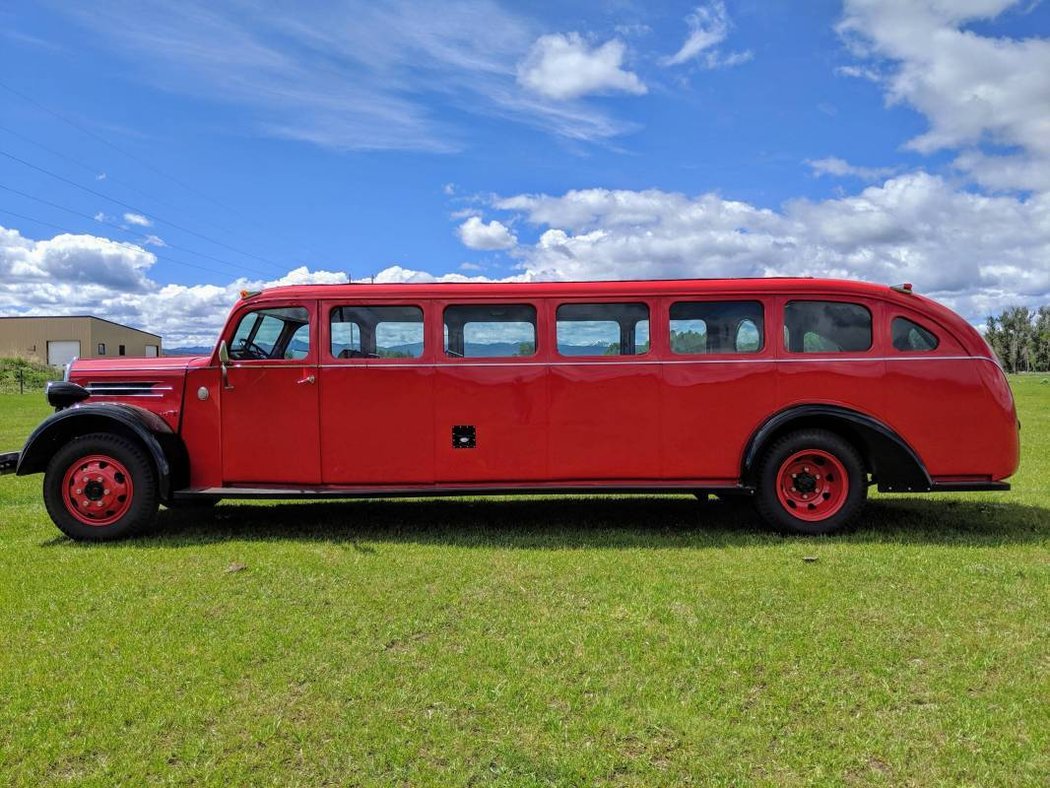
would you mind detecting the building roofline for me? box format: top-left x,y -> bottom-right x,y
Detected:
0,314 -> 161,340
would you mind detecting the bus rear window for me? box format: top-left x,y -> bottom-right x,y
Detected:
784,301 -> 872,353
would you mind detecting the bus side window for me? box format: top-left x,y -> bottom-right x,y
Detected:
784,301 -> 872,353
229,306 -> 310,360
556,303 -> 650,356
891,317 -> 939,352
669,301 -> 764,354
331,305 -> 424,359
443,304 -> 537,358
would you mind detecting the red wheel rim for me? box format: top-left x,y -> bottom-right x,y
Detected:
61,454 -> 134,527
775,449 -> 849,522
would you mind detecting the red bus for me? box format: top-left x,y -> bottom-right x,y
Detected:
1,278 -> 1020,540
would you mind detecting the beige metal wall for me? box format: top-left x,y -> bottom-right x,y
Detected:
0,317 -> 161,364
89,319 -> 162,359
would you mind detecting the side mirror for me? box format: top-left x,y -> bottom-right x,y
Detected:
218,340 -> 233,389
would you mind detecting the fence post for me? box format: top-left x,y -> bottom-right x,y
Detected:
19,367 -> 24,395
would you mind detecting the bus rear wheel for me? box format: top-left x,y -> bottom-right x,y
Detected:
755,429 -> 866,535
43,433 -> 159,542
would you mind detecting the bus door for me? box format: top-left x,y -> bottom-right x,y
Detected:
319,302 -> 435,485
433,301 -> 548,483
220,302 -> 321,484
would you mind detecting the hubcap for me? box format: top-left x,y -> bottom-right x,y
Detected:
61,454 -> 134,526
776,449 -> 849,522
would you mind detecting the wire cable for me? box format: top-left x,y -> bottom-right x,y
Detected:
0,147 -> 291,274
0,78 -> 283,236
0,206 -> 273,282
0,183 -> 273,279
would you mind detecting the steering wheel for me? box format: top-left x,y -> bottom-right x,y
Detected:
236,339 -> 270,360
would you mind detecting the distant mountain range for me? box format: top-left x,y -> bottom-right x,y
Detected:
164,346 -> 214,357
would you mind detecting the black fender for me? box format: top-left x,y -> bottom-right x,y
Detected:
16,403 -> 189,501
741,405 -> 933,492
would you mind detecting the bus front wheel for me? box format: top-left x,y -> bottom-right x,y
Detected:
43,432 -> 159,542
754,429 -> 867,535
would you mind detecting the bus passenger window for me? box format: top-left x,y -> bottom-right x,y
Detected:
331,305 -> 424,359
556,303 -> 649,356
443,304 -> 536,358
892,317 -> 939,352
669,301 -> 764,354
784,301 -> 872,353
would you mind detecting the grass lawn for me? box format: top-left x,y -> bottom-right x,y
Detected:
0,377 -> 1047,785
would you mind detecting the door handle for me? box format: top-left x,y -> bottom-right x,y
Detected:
297,374 -> 316,385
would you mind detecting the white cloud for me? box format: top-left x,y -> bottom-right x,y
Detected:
370,264 -> 530,285
838,0 -> 1050,191
0,225 -> 348,347
143,234 -> 167,247
491,177 -> 1050,323
807,156 -> 897,182
517,33 -> 647,100
56,1 -> 639,148
834,64 -> 881,81
123,212 -> 152,227
662,1 -> 752,69
457,216 -> 517,250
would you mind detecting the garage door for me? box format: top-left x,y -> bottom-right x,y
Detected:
47,340 -> 81,367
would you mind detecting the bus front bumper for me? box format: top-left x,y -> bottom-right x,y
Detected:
0,451 -> 19,475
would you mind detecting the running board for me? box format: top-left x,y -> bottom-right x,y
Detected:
173,482 -> 752,501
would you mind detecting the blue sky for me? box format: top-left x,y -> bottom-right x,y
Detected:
1,1 -> 1048,345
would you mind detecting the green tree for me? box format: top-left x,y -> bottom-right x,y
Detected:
1035,307 -> 1050,372
984,305 -> 1048,372
670,330 -> 706,354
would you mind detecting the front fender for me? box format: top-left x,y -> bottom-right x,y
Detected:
16,403 -> 186,500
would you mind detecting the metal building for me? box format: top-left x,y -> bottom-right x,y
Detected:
0,316 -> 162,366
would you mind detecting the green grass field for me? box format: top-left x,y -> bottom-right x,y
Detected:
0,378 -> 1047,785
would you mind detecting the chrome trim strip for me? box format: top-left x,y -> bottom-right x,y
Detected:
311,355 -> 995,369
85,394 -> 166,398
187,355 -> 999,371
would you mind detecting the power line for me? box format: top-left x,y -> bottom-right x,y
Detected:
0,147 -> 291,274
0,183 -> 273,279
0,78 -> 283,236
0,78 -> 333,268
0,122 -> 254,237
0,206 -> 271,282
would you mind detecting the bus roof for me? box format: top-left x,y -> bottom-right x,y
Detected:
248,276 -> 908,302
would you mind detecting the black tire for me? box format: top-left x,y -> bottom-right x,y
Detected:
754,429 -> 867,535
43,432 -> 159,542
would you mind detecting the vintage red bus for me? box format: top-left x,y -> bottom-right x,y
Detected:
1,277 -> 1019,540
